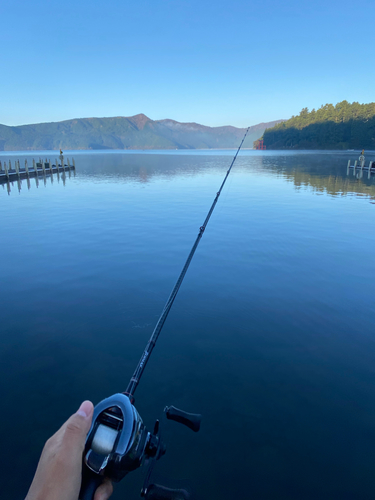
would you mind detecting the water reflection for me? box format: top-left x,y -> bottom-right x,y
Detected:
258,152 -> 375,201
75,152 -> 219,183
71,150 -> 375,201
2,150 -> 374,201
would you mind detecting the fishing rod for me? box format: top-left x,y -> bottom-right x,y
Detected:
80,128 -> 250,500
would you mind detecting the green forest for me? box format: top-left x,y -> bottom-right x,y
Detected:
256,101 -> 375,150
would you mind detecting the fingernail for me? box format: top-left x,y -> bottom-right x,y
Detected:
77,400 -> 93,418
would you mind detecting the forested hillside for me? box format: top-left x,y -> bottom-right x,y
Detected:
259,101 -> 375,150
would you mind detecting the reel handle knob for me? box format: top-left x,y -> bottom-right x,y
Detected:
164,406 -> 201,432
144,483 -> 190,500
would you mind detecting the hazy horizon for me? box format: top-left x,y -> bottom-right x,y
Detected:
0,113 -> 284,129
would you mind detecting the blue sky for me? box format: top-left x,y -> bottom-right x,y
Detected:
2,0 -> 374,127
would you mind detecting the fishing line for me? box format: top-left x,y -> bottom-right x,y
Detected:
125,127 -> 250,399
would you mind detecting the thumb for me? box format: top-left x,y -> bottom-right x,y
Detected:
63,400 -> 94,448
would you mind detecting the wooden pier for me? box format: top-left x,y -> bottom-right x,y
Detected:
0,156 -> 75,185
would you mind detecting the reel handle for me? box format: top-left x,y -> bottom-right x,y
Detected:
144,483 -> 190,500
164,406 -> 201,432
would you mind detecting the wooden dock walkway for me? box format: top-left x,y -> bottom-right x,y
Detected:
0,156 -> 76,185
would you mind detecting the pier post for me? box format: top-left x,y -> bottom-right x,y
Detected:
33,159 -> 36,170
9,160 -> 11,171
368,161 -> 373,179
4,161 -> 9,178
346,159 -> 350,175
360,159 -> 364,177
0,161 -> 2,171
25,159 -> 29,175
72,158 -> 75,168
15,159 -> 19,176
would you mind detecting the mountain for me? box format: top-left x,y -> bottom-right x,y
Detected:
0,115 -> 283,151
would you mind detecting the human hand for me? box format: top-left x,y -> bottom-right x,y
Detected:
25,401 -> 113,500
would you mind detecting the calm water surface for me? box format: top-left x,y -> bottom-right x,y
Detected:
1,150 -> 375,499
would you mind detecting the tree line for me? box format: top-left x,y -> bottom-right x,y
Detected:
255,101 -> 375,150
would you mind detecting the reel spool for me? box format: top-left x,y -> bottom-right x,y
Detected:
91,424 -> 118,455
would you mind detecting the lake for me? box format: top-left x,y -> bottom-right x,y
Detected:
1,149 -> 375,500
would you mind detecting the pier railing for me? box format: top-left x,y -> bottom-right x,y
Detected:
0,155 -> 76,194
0,155 -> 76,184
347,157 -> 374,179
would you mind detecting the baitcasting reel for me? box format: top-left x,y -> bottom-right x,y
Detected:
79,394 -> 201,500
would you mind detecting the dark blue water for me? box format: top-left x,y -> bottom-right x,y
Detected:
1,150 -> 375,499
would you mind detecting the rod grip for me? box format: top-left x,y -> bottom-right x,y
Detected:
79,468 -> 103,500
164,406 -> 201,432
145,483 -> 190,500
